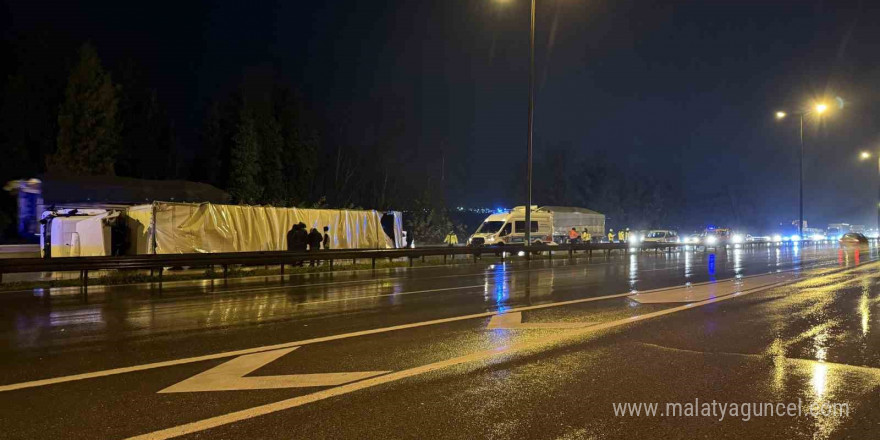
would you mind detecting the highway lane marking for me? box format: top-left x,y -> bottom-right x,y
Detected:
486,312 -> 596,329
636,342 -> 880,376
630,272 -> 796,303
0,264 -> 867,393
127,272 -> 827,439
158,347 -> 388,393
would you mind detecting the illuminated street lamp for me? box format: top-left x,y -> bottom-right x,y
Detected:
774,102 -> 831,237
858,150 -> 880,232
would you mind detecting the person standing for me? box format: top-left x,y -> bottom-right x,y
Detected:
568,227 -> 579,244
581,228 -> 591,243
444,231 -> 458,246
607,229 -> 615,243
292,223 -> 308,266
307,227 -> 323,267
286,224 -> 296,251
323,226 -> 331,250
618,229 -> 627,243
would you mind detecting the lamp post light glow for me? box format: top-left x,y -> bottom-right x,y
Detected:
774,101 -> 833,238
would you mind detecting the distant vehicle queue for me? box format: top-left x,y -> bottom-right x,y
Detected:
467,209 -> 874,248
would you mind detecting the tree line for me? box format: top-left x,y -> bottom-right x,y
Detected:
0,40 -> 450,240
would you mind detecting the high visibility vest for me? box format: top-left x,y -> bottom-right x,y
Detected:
619,231 -> 626,240
569,230 -> 579,239
582,232 -> 591,241
608,232 -> 614,241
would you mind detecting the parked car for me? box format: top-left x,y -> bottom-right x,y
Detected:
839,232 -> 868,245
683,233 -> 702,244
642,230 -> 680,243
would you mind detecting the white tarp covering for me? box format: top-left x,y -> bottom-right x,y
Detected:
125,202 -> 400,254
538,206 -> 606,237
126,204 -> 154,255
44,210 -> 115,257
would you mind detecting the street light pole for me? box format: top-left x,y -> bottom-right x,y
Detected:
799,113 -> 804,238
775,103 -> 827,238
524,0 -> 535,246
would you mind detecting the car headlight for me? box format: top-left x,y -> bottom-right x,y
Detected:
486,235 -> 495,243
790,235 -> 801,242
731,234 -> 744,244
772,234 -> 782,243
705,236 -> 717,245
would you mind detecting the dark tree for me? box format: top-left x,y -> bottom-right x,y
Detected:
228,108 -> 262,204
114,59 -> 176,179
48,43 -> 120,176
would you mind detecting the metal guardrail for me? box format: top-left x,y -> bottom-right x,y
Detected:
0,239 -> 846,293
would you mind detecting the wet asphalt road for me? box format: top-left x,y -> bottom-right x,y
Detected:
1,243 -> 880,439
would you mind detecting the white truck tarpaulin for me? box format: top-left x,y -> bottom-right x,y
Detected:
126,202 -> 399,254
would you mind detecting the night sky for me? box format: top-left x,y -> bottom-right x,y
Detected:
3,0 -> 880,231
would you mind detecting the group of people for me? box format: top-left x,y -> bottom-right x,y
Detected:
607,228 -> 631,243
567,227 -> 633,244
568,228 -> 593,243
286,223 -> 330,266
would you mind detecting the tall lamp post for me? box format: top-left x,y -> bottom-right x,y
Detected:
524,0 -> 536,246
775,103 -> 828,238
858,150 -> 880,234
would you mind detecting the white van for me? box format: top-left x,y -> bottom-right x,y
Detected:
640,230 -> 679,243
467,206 -> 605,246
467,206 -> 553,246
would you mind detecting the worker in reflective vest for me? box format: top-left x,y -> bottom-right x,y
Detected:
581,228 -> 591,243
444,231 -> 458,246
568,228 -> 579,244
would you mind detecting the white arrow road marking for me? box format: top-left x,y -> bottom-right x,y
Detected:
486,312 -> 595,329
159,347 -> 389,393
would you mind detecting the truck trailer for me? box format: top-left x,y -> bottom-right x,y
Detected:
467,205 -> 605,246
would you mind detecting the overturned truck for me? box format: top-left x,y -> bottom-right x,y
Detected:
42,201 -> 404,257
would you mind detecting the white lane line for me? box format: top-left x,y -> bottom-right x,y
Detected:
126,277 -> 800,440
1,264 -> 866,393
630,272 -> 793,303
486,312 -> 596,329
